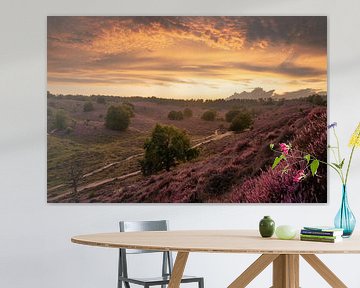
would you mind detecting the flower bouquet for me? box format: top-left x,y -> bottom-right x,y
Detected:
271,122 -> 360,237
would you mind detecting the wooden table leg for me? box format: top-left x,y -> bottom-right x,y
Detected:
272,254 -> 299,288
168,252 -> 189,288
301,254 -> 347,288
228,254 -> 279,288
288,254 -> 299,288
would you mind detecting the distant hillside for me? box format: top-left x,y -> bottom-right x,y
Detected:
227,87 -> 327,100
227,88 -> 275,100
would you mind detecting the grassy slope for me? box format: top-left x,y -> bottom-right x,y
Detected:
47,97 -> 227,199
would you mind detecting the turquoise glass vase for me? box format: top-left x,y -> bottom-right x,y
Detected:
334,185 -> 356,237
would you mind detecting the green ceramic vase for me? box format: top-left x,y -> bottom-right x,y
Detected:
259,216 -> 275,238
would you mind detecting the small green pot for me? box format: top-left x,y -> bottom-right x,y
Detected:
259,216 -> 275,238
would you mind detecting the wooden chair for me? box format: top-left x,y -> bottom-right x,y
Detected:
118,220 -> 204,288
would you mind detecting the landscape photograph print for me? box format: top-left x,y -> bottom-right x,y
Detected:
47,16 -> 327,203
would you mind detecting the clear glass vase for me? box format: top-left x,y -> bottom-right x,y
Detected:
334,185 -> 356,237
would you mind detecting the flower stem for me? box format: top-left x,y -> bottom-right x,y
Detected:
318,159 -> 344,183
333,128 -> 342,164
345,145 -> 356,185
333,127 -> 345,181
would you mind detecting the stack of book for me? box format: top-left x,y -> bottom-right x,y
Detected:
300,226 -> 344,243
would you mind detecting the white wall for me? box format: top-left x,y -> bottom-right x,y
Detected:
1,0 -> 360,287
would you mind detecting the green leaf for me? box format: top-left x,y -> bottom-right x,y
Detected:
332,160 -> 343,169
310,159 -> 320,176
272,154 -> 285,169
332,159 -> 345,169
304,154 -> 311,164
332,162 -> 341,169
339,159 -> 345,169
269,144 -> 274,150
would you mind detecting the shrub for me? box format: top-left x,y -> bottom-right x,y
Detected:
96,97 -> 106,104
307,94 -> 326,106
201,110 -> 216,121
122,102 -> 135,117
123,102 -> 134,109
183,108 -> 193,118
277,99 -> 285,106
47,91 -> 55,98
140,124 -> 199,175
54,109 -> 67,130
229,112 -> 252,132
225,110 -> 240,122
83,101 -> 94,112
168,110 -> 184,120
105,105 -> 130,131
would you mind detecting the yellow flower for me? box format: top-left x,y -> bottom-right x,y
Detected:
349,122 -> 360,147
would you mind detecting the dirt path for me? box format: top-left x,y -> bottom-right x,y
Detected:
192,131 -> 233,148
47,153 -> 144,193
48,130 -> 234,201
82,153 -> 143,178
48,170 -> 142,202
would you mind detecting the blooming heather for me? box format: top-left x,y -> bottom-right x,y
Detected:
293,170 -> 306,183
279,143 -> 290,155
230,108 -> 327,203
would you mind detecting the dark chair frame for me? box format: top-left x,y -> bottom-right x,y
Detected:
118,220 -> 204,288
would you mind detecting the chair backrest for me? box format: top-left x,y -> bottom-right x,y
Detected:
118,220 -> 173,283
119,220 -> 169,254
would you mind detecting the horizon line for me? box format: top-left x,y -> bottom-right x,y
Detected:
47,91 -> 327,102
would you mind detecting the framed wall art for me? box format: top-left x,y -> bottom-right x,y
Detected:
47,16 -> 327,203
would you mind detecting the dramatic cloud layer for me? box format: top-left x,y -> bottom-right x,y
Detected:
47,16 -> 327,99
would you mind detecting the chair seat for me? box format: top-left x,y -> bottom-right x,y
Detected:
119,274 -> 202,286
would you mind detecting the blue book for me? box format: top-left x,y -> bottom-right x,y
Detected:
302,226 -> 343,237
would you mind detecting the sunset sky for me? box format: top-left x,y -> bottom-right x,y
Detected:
47,16 -> 327,99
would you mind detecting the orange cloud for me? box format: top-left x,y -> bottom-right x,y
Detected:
47,16 -> 327,99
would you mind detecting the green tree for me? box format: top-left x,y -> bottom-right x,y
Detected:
54,109 -> 67,130
229,111 -> 253,132
225,110 -> 240,122
83,101 -> 94,112
168,110 -> 184,120
122,102 -> 135,117
201,110 -> 216,121
183,108 -> 193,118
140,124 -> 199,175
105,105 -> 130,131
